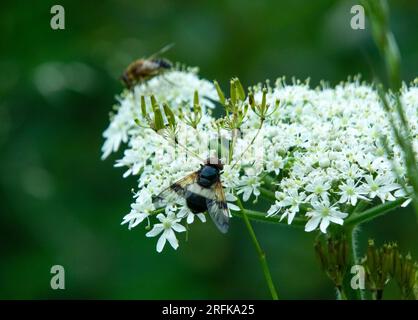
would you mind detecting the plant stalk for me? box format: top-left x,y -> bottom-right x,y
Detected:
346,226 -> 366,300
236,197 -> 279,300
345,198 -> 404,226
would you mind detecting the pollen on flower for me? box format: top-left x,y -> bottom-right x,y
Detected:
162,218 -> 172,229
320,207 -> 330,217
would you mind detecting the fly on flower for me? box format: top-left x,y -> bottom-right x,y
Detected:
120,43 -> 174,89
153,157 -> 230,233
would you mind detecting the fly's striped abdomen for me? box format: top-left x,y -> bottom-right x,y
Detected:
185,192 -> 208,213
184,183 -> 217,214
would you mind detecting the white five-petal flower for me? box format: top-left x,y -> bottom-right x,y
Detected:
305,200 -> 348,233
146,212 -> 186,253
338,179 -> 368,206
121,189 -> 155,229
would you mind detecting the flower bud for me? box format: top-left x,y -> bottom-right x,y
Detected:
213,80 -> 225,105
150,95 -> 165,131
314,234 -> 349,292
163,103 -> 176,128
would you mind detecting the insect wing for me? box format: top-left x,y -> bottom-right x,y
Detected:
206,180 -> 229,233
148,43 -> 175,60
152,172 -> 198,208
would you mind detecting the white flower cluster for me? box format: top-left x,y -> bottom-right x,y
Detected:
102,68 -> 417,252
101,68 -> 217,160
261,81 -> 416,232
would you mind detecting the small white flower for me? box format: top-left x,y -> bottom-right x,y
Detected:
338,179 -> 368,206
266,191 -> 286,217
115,148 -> 147,178
267,202 -> 282,217
278,189 -> 306,224
304,176 -> 331,202
146,212 -> 186,253
305,200 -> 348,233
221,164 -> 241,188
237,174 -> 261,202
336,162 -> 365,180
101,121 -> 129,160
121,189 -> 155,229
362,174 -> 400,202
318,154 -> 331,168
265,155 -> 285,175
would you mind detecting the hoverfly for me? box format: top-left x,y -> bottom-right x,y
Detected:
121,43 -> 174,89
153,157 -> 229,233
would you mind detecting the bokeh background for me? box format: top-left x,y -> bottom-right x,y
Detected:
1,0 -> 417,299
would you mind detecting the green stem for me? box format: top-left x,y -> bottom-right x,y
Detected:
260,187 -> 276,202
149,208 -> 166,215
345,198 -> 404,226
352,200 -> 369,214
345,226 -> 366,300
362,0 -> 401,90
228,128 -> 237,165
232,209 -> 306,227
337,287 -> 348,300
231,120 -> 264,170
235,197 -> 279,300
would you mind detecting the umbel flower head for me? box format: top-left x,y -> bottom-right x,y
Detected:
102,65 -> 417,252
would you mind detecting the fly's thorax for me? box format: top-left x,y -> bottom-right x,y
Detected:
198,165 -> 219,188
152,58 -> 172,69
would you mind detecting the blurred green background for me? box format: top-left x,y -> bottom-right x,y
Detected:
1,0 -> 417,299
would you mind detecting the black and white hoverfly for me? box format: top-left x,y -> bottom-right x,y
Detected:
153,157 -> 229,233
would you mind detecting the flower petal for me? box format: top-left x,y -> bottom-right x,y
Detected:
197,213 -> 206,222
305,216 -> 321,232
165,229 -> 179,250
156,234 -> 167,253
243,189 -> 251,202
186,213 -> 194,224
288,210 -> 297,224
319,218 -> 330,233
146,224 -> 164,237
328,216 -> 344,225
172,223 -> 186,232
228,203 -> 240,211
